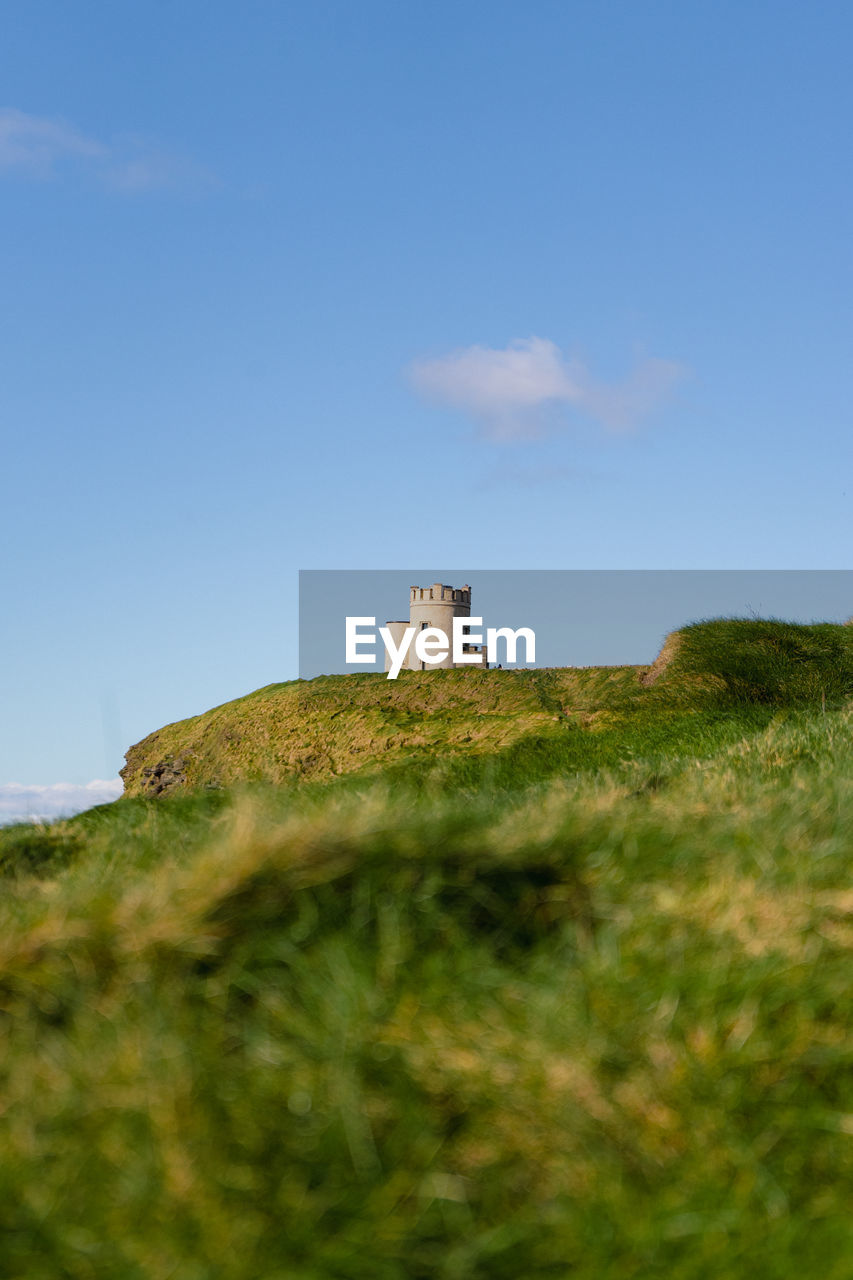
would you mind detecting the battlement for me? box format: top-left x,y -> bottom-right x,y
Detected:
384,581 -> 486,672
409,582 -> 471,605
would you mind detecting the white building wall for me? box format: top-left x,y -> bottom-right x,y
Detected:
407,582 -> 471,670
382,583 -> 487,671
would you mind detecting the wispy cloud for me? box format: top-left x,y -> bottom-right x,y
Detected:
0,779 -> 123,825
409,336 -> 685,440
103,139 -> 215,194
0,107 -> 211,192
0,107 -> 105,176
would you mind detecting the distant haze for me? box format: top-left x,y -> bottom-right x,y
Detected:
0,780 -> 123,826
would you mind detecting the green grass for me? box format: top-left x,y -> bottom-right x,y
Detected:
119,619 -> 853,799
1,619 -> 853,1277
665,617 -> 853,706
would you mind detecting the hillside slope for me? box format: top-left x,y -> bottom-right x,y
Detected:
121,619 -> 853,797
121,666 -> 647,795
3,618 -> 853,1275
2,698 -> 853,1276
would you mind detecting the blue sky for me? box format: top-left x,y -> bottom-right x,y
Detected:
2,1 -> 852,810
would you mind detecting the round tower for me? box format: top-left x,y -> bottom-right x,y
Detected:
407,583 -> 473,670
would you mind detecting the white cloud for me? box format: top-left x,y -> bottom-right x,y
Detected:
0,107 -> 104,176
0,779 -> 123,825
103,138 -> 217,194
0,107 -> 210,192
409,336 -> 685,440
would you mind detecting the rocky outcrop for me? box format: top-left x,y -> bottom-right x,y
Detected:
137,757 -> 189,797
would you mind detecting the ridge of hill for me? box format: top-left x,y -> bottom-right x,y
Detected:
121,618 -> 853,798
121,666 -> 645,796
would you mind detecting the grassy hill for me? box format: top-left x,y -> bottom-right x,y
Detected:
2,619 -> 853,1277
121,617 -> 853,797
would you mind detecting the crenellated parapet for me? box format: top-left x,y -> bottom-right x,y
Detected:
409,583 -> 471,605
385,582 -> 487,671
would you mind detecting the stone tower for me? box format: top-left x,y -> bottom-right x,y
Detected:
384,582 -> 488,672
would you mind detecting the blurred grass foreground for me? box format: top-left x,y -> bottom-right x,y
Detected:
2,619 -> 853,1278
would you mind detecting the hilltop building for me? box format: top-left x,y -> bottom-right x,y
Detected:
384,583 -> 489,672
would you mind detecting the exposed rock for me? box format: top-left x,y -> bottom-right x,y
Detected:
137,757 -> 189,797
